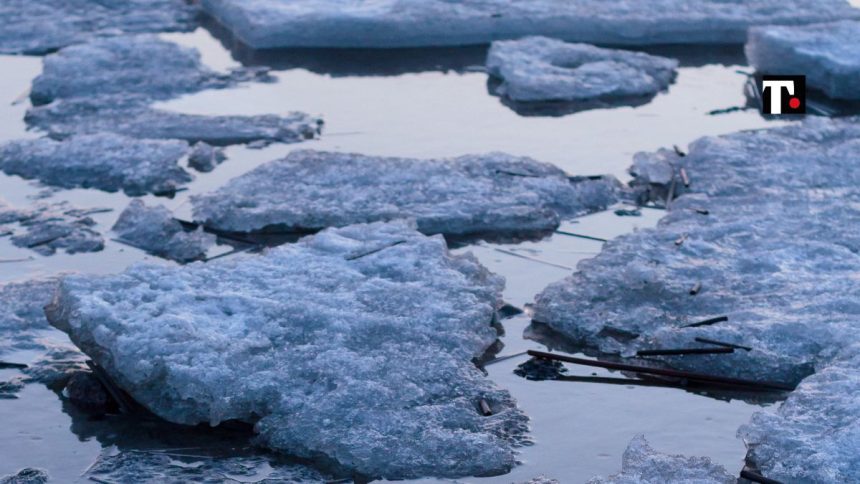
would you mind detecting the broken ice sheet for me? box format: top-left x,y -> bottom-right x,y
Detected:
587,435 -> 734,484
201,0 -> 860,49
192,149 -> 622,236
113,200 -> 215,263
746,20 -> 860,100
0,0 -> 197,55
533,118 -> 860,386
0,133 -> 191,196
486,37 -> 678,104
0,199 -> 104,256
46,221 -> 529,479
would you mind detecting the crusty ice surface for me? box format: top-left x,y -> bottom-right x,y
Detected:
0,133 -> 191,196
24,36 -> 320,146
487,37 -> 677,103
587,435 -> 734,484
746,20 -> 860,100
46,221 -> 528,479
192,149 -> 621,235
0,0 -> 196,55
1,200 -> 104,256
532,117 -> 860,482
201,0 -> 860,49
113,200 -> 215,262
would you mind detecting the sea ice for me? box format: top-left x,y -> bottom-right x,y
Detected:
746,20 -> 860,100
0,200 -> 104,256
113,200 -> 215,262
0,0 -> 196,55
533,117 -> 860,386
486,37 -> 678,103
192,150 -> 621,235
201,0 -> 859,49
587,435 -> 734,484
188,142 -> 227,172
46,221 -> 529,479
0,468 -> 49,484
0,133 -> 192,196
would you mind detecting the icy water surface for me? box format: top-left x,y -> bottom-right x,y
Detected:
0,27 -> 788,482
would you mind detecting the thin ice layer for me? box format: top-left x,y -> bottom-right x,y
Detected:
533,118 -> 860,386
487,37 -> 677,103
746,21 -> 860,100
1,200 -> 104,256
113,200 -> 215,263
0,133 -> 191,196
587,435 -> 734,484
739,344 -> 860,482
201,0 -> 859,48
0,0 -> 196,55
46,221 -> 528,479
192,150 -> 621,235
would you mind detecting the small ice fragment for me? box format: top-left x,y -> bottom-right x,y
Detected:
188,142 -> 227,172
0,200 -> 105,256
0,467 -> 49,484
113,200 -> 215,263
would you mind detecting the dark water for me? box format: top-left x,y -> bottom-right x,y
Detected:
0,27 -> 790,482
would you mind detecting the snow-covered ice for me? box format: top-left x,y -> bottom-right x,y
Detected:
46,221 -> 528,479
533,118 -> 860,386
0,468 -> 49,484
113,200 -> 215,263
587,435 -> 734,484
201,0 -> 860,49
24,36 -> 320,146
0,133 -> 191,196
1,200 -> 104,256
746,20 -> 860,100
192,150 -> 621,235
487,37 -> 678,103
0,0 -> 196,55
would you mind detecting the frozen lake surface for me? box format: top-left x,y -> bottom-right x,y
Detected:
0,26 -> 803,483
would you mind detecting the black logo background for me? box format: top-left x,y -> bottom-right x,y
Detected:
760,75 -> 806,115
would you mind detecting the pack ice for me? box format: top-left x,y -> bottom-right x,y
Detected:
0,133 -> 191,196
192,150 -> 621,236
587,435 -> 734,484
746,20 -> 860,100
25,35 -> 320,146
46,221 -> 529,479
200,0 -> 859,49
113,200 -> 215,263
1,199 -> 104,256
0,0 -> 196,55
487,37 -> 678,103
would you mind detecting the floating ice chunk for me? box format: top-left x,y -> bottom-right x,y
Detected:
188,142 -> 227,172
739,345 -> 860,483
46,221 -> 528,479
747,21 -> 860,100
113,200 -> 215,262
26,97 -> 321,146
487,37 -> 678,103
0,133 -> 191,196
201,0 -> 859,49
30,35 -> 271,106
0,0 -> 196,55
532,117 -> 860,386
0,468 -> 49,484
0,200 -> 104,256
84,449 -> 328,483
587,435 -> 734,484
192,150 -> 621,236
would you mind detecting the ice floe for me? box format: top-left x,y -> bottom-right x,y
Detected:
587,435 -> 734,483
0,133 -> 191,196
1,200 -> 104,256
0,467 -> 49,484
188,142 -> 227,173
46,221 -> 528,479
0,0 -> 196,55
201,0 -> 860,49
487,37 -> 678,103
113,200 -> 215,263
746,20 -> 860,100
192,150 -> 621,236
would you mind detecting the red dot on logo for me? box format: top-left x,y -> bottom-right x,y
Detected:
789,97 -> 801,109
